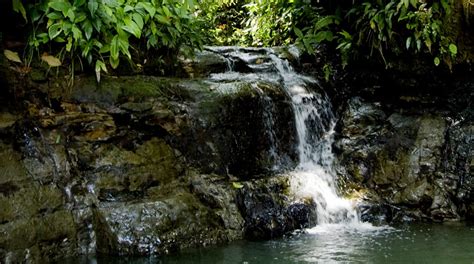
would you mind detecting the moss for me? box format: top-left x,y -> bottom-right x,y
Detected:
0,143 -> 28,186
71,76 -> 193,105
0,186 -> 64,223
95,138 -> 179,194
0,210 -> 75,250
372,149 -> 410,186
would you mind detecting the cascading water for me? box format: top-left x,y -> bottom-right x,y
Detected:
207,46 -> 360,225
269,53 -> 359,225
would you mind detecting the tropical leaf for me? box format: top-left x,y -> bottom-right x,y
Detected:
4,49 -> 22,63
41,53 -> 62,67
232,182 -> 244,189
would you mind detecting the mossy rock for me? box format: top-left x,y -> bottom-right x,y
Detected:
0,186 -> 64,223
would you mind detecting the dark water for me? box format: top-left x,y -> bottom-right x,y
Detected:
67,223 -> 474,264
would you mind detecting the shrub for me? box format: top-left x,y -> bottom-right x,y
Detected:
295,0 -> 458,67
12,0 -> 204,81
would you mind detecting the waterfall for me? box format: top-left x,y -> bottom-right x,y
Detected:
269,53 -> 359,225
207,46 -> 360,225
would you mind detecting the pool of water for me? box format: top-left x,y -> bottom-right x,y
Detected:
68,222 -> 474,264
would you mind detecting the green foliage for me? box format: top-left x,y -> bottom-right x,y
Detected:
198,0 -> 248,45
295,0 -> 458,67
199,0 -> 320,46
12,0 -> 204,81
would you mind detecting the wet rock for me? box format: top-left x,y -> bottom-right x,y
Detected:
179,50 -> 229,78
337,97 -> 473,223
236,176 -> 316,240
0,112 -> 17,131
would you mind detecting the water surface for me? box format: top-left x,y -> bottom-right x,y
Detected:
71,222 -> 474,264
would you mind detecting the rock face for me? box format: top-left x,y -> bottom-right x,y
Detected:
0,47 -> 310,263
336,96 -> 473,223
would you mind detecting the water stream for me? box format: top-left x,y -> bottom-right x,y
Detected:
268,52 -> 359,225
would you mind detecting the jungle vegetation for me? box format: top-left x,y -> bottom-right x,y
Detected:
5,0 -> 459,79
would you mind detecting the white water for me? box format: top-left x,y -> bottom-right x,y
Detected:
268,53 -> 360,225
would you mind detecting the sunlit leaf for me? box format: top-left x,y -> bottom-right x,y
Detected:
49,1 -> 72,13
449,44 -> 457,55
41,53 -> 62,67
232,182 -> 244,189
48,23 -> 63,39
4,50 -> 22,63
95,60 -> 107,82
82,20 -> 93,40
406,37 -> 411,50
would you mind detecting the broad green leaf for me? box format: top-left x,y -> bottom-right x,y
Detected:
118,34 -> 131,59
124,5 -> 134,13
103,0 -> 119,8
49,1 -> 72,13
294,27 -> 304,39
99,43 -> 110,53
92,17 -> 102,32
402,0 -> 409,9
41,54 -> 62,67
48,23 -> 63,39
425,38 -> 432,52
315,16 -> 336,31
162,6 -> 172,17
66,36 -> 73,51
303,38 -> 314,54
156,15 -> 170,25
103,5 -> 113,18
12,0 -> 27,21
95,60 -> 107,82
4,49 -> 22,63
314,31 -> 334,42
339,30 -> 352,40
74,0 -> 86,7
133,13 -> 144,30
72,25 -> 82,40
62,21 -> 73,34
109,56 -> 119,69
75,12 -> 87,23
67,8 -> 76,22
406,37 -> 411,50
434,57 -> 440,66
54,37 -> 66,43
47,11 -> 64,20
137,2 -> 156,17
82,20 -> 93,40
110,35 -> 119,60
30,8 -> 42,22
122,17 -> 141,38
88,0 -> 99,16
449,44 -> 457,55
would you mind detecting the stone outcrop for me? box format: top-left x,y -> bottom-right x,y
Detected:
336,96 -> 473,223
